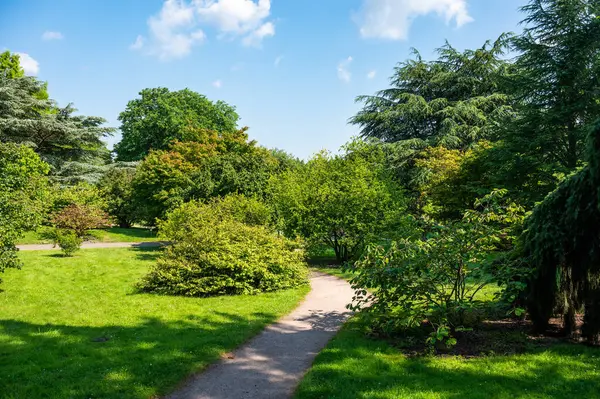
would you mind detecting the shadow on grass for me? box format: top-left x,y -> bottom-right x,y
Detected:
130,246 -> 163,262
97,227 -> 157,239
295,321 -> 600,399
0,311 -> 278,399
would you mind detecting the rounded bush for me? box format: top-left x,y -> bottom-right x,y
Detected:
138,197 -> 308,296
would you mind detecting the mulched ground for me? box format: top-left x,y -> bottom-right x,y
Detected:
379,316 -> 586,358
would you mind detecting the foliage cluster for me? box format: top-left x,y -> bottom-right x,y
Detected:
349,190 -> 524,347
271,141 -> 408,263
0,143 -> 49,279
139,195 -> 308,296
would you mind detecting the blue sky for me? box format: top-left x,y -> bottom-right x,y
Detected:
0,0 -> 524,159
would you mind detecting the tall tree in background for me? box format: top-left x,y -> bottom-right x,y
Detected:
115,88 -> 239,161
506,0 -> 600,172
0,74 -> 113,179
131,127 -> 277,223
351,35 -> 513,151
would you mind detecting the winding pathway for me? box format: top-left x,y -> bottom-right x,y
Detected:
16,242 -> 355,398
167,272 -> 355,399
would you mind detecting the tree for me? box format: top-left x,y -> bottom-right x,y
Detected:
521,120 -> 600,345
0,50 -> 49,99
115,88 -> 239,161
98,166 -> 138,228
131,127 -> 278,223
0,143 -> 50,281
271,142 -> 407,263
503,0 -> 600,179
351,35 -> 513,150
0,51 -> 24,78
0,75 -> 113,175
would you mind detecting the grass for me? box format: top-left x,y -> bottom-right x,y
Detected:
17,227 -> 158,245
295,318 -> 600,399
0,248 -> 309,399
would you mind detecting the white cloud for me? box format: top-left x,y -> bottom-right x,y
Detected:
134,0 -> 275,60
16,53 -> 39,76
274,55 -> 284,67
130,35 -> 145,50
212,79 -> 222,88
138,0 -> 205,60
356,0 -> 473,40
195,0 -> 274,45
241,21 -> 274,47
337,56 -> 353,83
42,31 -> 64,41
367,70 -> 376,79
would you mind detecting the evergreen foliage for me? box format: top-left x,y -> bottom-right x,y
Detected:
351,35 -> 513,150
522,120 -> 600,345
0,75 -> 113,176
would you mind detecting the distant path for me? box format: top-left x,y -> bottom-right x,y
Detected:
16,241 -> 167,251
166,272 -> 354,399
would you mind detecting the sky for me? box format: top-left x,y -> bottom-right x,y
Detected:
0,0 -> 524,159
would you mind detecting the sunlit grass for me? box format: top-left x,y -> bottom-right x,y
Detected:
17,227 -> 158,245
295,319 -> 600,399
0,248 -> 309,398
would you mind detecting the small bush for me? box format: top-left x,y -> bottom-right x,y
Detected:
51,204 -> 111,238
53,229 -> 83,256
139,196 -> 308,297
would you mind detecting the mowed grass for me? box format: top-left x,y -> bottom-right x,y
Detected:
295,319 -> 600,399
17,227 -> 158,245
0,248 -> 309,399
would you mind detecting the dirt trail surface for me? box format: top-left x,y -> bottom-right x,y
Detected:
166,272 -> 355,399
16,241 -> 167,251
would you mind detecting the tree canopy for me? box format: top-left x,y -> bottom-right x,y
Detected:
351,35 -> 513,150
0,74 -> 113,178
115,88 -> 240,161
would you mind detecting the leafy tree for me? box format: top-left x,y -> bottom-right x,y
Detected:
0,51 -> 24,78
0,143 -> 50,281
0,75 -> 113,175
351,35 -> 513,150
51,204 -> 110,238
98,166 -> 138,228
115,88 -> 239,161
271,142 -> 407,263
131,128 -> 278,224
138,196 -> 308,297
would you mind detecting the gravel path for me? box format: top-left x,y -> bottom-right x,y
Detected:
166,272 -> 355,399
16,241 -> 167,251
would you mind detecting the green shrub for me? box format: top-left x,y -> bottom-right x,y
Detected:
53,229 -> 83,256
158,194 -> 271,242
139,196 -> 307,297
349,190 -> 525,348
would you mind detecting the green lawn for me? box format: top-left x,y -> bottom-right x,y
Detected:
295,319 -> 600,399
0,248 -> 309,399
17,227 -> 158,245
